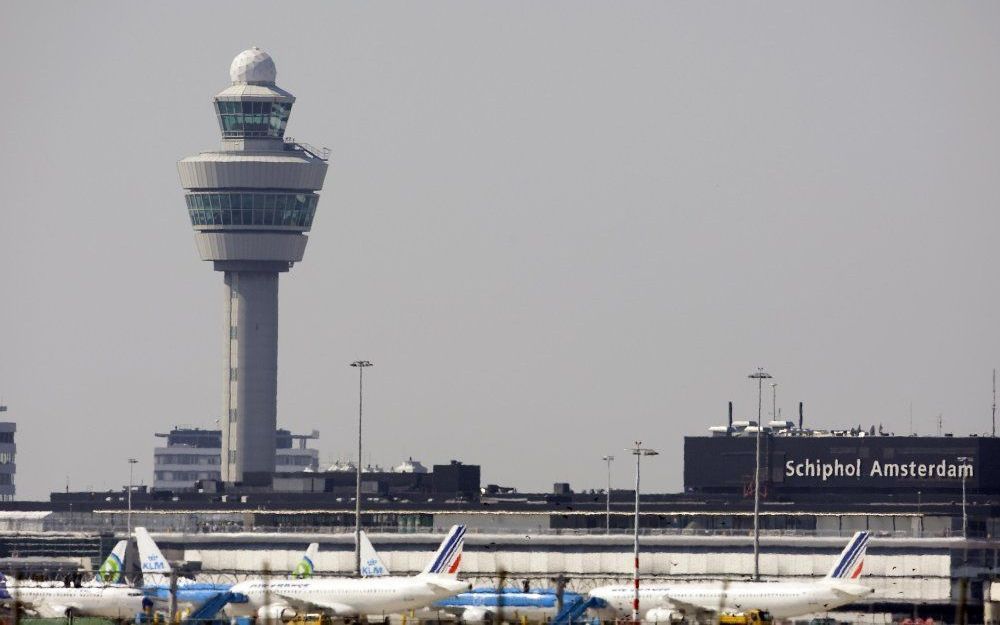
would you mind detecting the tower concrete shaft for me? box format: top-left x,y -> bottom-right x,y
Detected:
178,48 -> 329,485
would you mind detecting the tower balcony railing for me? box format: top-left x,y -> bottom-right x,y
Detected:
284,137 -> 330,161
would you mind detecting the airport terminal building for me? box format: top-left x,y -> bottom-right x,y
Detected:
2,424 -> 1000,622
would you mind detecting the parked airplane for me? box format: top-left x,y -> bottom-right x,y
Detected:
0,573 -> 145,619
432,587 -> 587,623
227,525 -> 471,620
358,532 -> 586,623
136,527 -> 317,590
589,531 -> 875,621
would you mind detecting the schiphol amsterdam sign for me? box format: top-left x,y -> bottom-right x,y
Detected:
785,457 -> 974,482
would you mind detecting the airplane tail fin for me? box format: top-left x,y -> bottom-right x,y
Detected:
825,531 -> 871,580
420,525 -> 466,577
97,540 -> 128,584
135,526 -> 172,586
294,543 -> 319,579
360,531 -> 390,577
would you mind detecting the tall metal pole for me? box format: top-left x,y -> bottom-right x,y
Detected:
748,368 -> 771,581
602,455 -> 614,534
770,382 -> 777,421
993,369 -> 996,438
350,360 -> 373,576
959,456 -> 970,538
628,443 -> 657,623
127,458 -> 137,537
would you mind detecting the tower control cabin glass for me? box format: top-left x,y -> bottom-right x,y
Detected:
185,192 -> 318,228
215,100 -> 292,138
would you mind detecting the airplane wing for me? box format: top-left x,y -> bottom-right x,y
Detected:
263,590 -> 358,618
284,596 -> 357,617
36,603 -> 77,619
663,598 -> 708,614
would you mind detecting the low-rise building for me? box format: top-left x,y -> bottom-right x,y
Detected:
153,426 -> 318,490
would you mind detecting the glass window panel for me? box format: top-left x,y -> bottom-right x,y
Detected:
251,194 -> 261,210
264,195 -> 276,210
220,194 -> 231,209
241,102 -> 253,114
273,195 -> 286,210
253,209 -> 263,225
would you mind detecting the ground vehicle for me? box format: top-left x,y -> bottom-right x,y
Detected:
719,609 -> 774,625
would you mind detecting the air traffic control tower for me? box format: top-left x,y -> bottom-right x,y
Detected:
177,48 -> 329,485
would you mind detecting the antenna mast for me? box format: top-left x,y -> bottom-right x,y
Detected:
993,369 -> 996,438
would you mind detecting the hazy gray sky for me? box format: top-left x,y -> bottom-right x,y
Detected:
3,2 -> 1000,500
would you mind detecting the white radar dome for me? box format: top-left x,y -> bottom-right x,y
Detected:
230,47 -> 277,84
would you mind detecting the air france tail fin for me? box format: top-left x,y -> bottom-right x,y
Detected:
97,540 -> 128,584
294,543 -> 319,579
420,525 -> 465,577
825,531 -> 871,580
135,526 -> 172,587
360,531 -> 390,577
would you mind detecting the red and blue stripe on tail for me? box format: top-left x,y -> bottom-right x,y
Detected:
421,525 -> 466,577
825,531 -> 871,580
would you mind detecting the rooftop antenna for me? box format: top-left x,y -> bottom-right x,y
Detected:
909,402 -> 913,435
993,369 -> 996,437
937,413 -> 943,436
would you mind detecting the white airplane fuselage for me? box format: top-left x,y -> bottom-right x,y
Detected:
2,583 -> 146,619
590,580 -> 873,619
228,575 -> 471,618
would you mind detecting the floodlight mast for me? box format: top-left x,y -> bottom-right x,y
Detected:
350,360 -> 374,575
627,443 -> 658,623
748,367 -> 772,581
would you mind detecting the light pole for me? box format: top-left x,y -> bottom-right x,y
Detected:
748,367 -> 772,581
350,360 -> 374,576
602,455 -> 614,534
127,458 -> 138,537
958,456 -> 972,538
628,442 -> 658,623
770,382 -> 777,421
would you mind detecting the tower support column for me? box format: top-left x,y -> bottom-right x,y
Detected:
221,267 -> 282,485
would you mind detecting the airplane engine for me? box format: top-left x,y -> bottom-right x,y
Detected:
459,607 -> 494,623
258,605 -> 297,622
645,608 -> 684,623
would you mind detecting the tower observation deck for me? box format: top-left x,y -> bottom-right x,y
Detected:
177,48 -> 329,485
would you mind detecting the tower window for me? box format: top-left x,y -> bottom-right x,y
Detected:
215,100 -> 292,138
186,192 -> 318,229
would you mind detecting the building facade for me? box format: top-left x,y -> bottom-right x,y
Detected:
153,426 -> 318,490
0,405 -> 13,501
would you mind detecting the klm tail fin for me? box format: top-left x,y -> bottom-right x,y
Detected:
97,540 -> 128,584
360,531 -> 390,577
825,531 -> 871,580
294,543 -> 319,579
135,527 -> 172,587
420,525 -> 466,577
